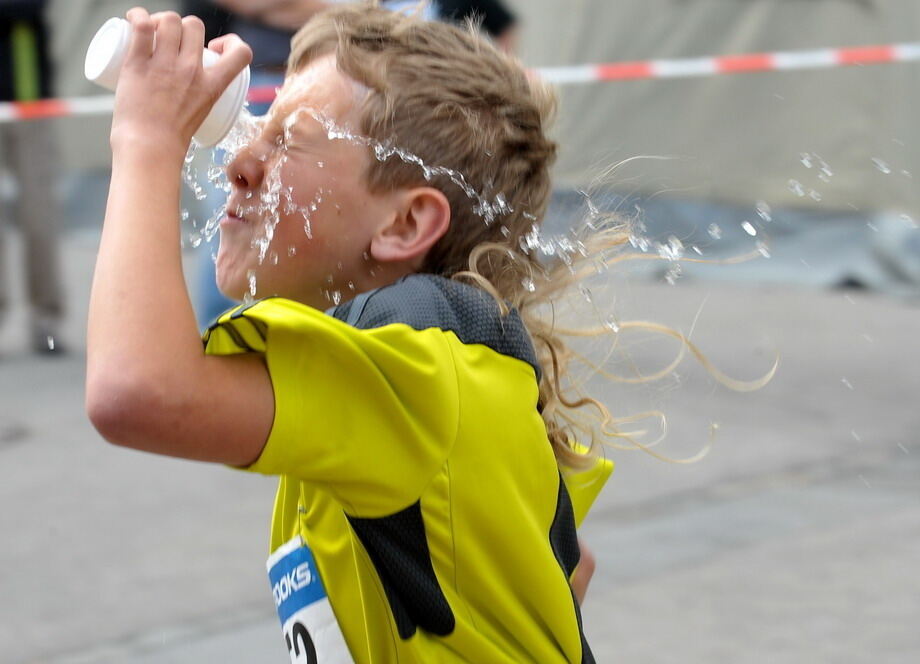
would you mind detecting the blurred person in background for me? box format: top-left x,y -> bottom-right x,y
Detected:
184,0 -> 517,325
0,0 -> 65,353
205,0 -> 516,50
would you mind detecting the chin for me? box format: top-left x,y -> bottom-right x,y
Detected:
214,270 -> 246,302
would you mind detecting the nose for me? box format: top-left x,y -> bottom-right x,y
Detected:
226,139 -> 270,193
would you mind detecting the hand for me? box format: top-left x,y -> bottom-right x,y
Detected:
110,8 -> 252,159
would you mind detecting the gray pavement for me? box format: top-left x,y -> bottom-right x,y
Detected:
1,226 -> 918,662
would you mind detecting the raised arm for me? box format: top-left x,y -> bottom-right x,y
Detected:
85,9 -> 272,466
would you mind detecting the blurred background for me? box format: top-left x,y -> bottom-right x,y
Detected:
1,1 -> 918,662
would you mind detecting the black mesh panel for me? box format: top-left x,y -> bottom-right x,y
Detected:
347,501 -> 455,639
550,475 -> 596,664
331,274 -> 541,380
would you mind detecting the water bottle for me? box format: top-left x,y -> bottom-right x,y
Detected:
84,17 -> 250,147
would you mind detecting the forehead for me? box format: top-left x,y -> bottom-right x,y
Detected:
271,55 -> 362,130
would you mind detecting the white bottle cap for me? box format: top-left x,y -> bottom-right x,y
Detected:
84,17 -> 251,147
84,17 -> 131,91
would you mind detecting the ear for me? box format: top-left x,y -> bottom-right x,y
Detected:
370,187 -> 451,266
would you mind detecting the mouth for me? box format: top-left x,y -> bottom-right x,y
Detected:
220,203 -> 250,228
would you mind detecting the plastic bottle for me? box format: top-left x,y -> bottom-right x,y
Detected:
84,17 -> 250,147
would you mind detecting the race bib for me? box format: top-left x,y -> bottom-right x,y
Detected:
267,536 -> 354,664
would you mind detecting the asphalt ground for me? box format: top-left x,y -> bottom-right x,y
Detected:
1,224 -> 918,663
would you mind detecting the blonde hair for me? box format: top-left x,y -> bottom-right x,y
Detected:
288,3 -> 772,468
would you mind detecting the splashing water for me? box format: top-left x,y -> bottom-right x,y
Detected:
657,236 -> 684,261
181,103 -> 732,293
871,157 -> 891,174
664,263 -> 683,285
308,108 -> 516,226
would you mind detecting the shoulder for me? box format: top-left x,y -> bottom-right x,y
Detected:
330,274 -> 541,378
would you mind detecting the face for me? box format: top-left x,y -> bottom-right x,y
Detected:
217,55 -> 399,309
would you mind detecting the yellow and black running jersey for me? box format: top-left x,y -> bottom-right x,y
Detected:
203,274 -> 612,663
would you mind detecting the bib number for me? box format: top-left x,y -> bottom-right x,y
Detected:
267,536 -> 354,664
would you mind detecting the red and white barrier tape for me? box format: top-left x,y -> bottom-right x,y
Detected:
2,41 -> 918,123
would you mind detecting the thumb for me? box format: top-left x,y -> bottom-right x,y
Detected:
206,34 -> 253,93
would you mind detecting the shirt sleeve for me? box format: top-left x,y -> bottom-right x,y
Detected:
563,448 -> 614,527
203,298 -> 460,517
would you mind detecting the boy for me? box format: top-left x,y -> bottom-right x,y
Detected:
87,4 -> 610,662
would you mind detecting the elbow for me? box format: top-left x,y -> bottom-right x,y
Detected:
85,371 -> 166,449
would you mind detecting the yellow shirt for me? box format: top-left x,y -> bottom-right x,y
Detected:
204,275 -> 612,663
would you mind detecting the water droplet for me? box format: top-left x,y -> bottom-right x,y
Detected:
707,223 -> 722,239
897,442 -> 910,454
45,335 -> 55,351
799,152 -> 813,168
900,214 -> 917,228
579,286 -> 593,303
664,263 -> 682,285
858,474 -> 871,488
871,157 -> 891,174
317,161 -> 325,168
331,290 -> 342,305
787,179 -> 805,197
180,208 -> 190,222
656,235 -> 684,261
604,315 -> 619,332
851,430 -> 862,442
287,246 -> 297,257
247,270 -> 257,298
521,277 -> 536,292
808,189 -> 822,202
755,200 -> 772,222
741,221 -> 757,236
756,241 -> 770,258
841,377 -> 854,390
900,169 -> 912,179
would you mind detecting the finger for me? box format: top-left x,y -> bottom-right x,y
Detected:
207,34 -> 239,55
150,11 -> 182,59
125,7 -> 155,61
179,15 -> 206,62
206,34 -> 253,92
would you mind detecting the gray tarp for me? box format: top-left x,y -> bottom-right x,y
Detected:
513,0 -> 918,218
